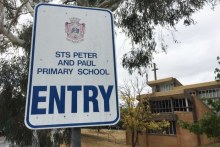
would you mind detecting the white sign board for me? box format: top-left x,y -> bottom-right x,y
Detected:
25,3 -> 119,129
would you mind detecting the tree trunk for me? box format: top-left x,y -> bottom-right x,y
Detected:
131,130 -> 138,147
0,0 -> 4,29
134,131 -> 138,147
131,130 -> 135,147
31,131 -> 38,147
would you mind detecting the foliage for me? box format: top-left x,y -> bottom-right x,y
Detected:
37,130 -> 54,147
0,56 -> 73,145
214,56 -> 220,81
0,28 -> 70,147
18,23 -> 33,56
179,99 -> 220,140
120,78 -> 169,147
0,55 -> 32,146
53,128 -> 71,146
116,0 -> 220,73
179,113 -> 220,139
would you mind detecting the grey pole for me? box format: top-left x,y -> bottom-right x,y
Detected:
71,128 -> 81,147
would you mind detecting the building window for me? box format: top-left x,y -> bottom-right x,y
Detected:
198,88 -> 220,99
189,91 -> 196,96
159,83 -> 174,92
150,98 -> 193,113
217,89 -> 220,97
147,121 -> 176,135
173,98 -> 193,112
150,100 -> 172,113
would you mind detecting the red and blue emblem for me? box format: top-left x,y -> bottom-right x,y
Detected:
65,17 -> 85,43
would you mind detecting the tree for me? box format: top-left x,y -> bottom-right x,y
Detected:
0,56 -> 33,146
179,60 -> 220,140
0,0 -> 219,146
179,99 -> 220,140
215,56 -> 220,81
0,55 -> 64,146
120,78 -> 169,147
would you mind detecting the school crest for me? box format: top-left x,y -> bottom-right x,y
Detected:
65,17 -> 85,43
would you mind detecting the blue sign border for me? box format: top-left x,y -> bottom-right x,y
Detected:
25,3 -> 119,129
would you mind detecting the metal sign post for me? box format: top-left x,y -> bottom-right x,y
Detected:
71,128 -> 81,147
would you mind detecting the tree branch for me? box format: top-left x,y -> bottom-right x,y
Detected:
0,26 -> 24,46
8,0 -> 30,31
62,0 -> 76,4
98,0 -> 123,11
0,0 -> 25,46
76,0 -> 89,7
0,0 -> 4,29
94,0 -> 102,6
23,0 -> 34,17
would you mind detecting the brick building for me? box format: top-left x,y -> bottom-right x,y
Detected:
126,77 -> 220,147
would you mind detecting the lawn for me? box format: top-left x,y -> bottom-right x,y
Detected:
61,129 -> 129,147
62,129 -> 220,147
81,129 -> 128,147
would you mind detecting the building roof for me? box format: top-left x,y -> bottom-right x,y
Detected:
147,77 -> 183,87
174,81 -> 220,91
140,79 -> 220,100
139,89 -> 186,99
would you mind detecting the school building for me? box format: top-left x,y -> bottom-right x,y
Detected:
126,77 -> 220,147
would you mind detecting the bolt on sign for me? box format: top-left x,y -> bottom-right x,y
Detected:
25,3 -> 119,129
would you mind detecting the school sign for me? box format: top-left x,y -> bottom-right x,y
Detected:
25,4 -> 119,129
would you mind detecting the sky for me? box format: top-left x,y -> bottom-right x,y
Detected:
115,4 -> 220,87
